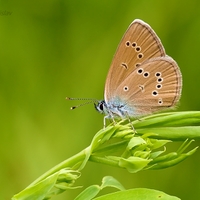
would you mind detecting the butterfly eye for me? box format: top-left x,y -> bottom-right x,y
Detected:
99,103 -> 104,110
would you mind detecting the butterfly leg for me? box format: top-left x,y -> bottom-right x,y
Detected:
109,111 -> 116,126
103,116 -> 115,129
103,113 -> 116,129
103,116 -> 107,129
125,112 -> 136,133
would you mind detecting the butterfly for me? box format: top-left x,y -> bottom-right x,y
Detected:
67,19 -> 182,128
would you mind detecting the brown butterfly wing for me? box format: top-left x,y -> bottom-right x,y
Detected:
114,56 -> 182,116
104,19 -> 166,102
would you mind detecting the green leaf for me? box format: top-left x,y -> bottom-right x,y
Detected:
133,111 -> 200,128
119,157 -> 152,173
137,126 -> 200,140
149,149 -> 166,159
147,138 -> 171,149
74,176 -> 125,200
93,188 -> 181,200
149,147 -> 198,170
101,176 -> 125,191
12,169 -> 81,200
74,185 -> 101,200
127,137 -> 146,150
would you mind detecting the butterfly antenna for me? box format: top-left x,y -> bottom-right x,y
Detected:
66,97 -> 98,110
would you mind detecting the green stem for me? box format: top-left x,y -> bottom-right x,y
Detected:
26,148 -> 87,188
89,155 -> 119,167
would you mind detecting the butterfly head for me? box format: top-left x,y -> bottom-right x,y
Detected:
94,100 -> 108,115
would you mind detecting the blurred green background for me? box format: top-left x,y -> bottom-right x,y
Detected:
1,0 -> 200,199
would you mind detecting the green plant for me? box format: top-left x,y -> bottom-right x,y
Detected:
12,111 -> 200,200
